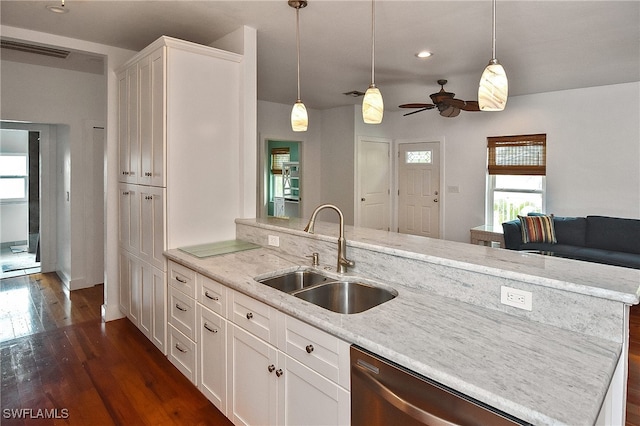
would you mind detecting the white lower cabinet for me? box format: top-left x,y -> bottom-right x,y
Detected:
166,261 -> 350,426
197,304 -> 227,415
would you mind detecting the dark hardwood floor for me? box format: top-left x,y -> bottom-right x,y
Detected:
0,273 -> 232,425
2,272 -> 640,425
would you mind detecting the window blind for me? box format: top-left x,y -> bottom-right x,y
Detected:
271,148 -> 290,175
487,134 -> 546,175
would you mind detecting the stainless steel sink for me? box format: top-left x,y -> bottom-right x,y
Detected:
293,281 -> 397,314
256,269 -> 397,314
257,270 -> 331,293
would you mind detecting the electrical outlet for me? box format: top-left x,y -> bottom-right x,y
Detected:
267,235 -> 280,247
500,286 -> 533,311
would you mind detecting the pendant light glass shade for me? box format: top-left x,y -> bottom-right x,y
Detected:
291,101 -> 308,132
290,1 -> 308,132
478,59 -> 508,111
362,0 -> 383,124
363,85 -> 384,124
478,0 -> 508,111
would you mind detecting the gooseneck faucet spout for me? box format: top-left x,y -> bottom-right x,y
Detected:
304,204 -> 355,274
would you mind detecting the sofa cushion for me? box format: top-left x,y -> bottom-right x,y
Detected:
518,243 -> 581,257
518,215 -> 557,244
586,216 -> 640,255
553,217 -> 587,247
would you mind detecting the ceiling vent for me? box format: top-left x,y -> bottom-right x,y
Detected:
1,39 -> 70,59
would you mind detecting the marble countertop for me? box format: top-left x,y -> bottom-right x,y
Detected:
165,245 -> 622,426
238,217 -> 640,305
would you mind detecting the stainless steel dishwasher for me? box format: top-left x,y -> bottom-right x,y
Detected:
351,346 -> 528,426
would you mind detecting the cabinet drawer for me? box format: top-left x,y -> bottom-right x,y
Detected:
168,324 -> 197,385
168,260 -> 196,298
230,290 -> 277,345
168,286 -> 196,341
279,314 -> 351,390
197,274 -> 227,317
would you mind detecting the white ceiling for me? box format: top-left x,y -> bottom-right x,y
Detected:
1,1 -> 638,111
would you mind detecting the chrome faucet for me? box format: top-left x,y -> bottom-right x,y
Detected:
304,204 -> 355,273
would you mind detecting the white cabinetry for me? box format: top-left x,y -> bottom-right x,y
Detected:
166,260 -> 349,425
117,36 -> 243,355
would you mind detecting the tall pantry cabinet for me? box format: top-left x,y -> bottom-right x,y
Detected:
117,36 -> 243,354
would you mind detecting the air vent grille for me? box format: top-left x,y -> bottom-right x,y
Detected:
1,40 -> 70,59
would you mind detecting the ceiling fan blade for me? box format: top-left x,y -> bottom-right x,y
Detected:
399,103 -> 435,109
441,98 -> 480,111
403,107 -> 431,116
439,106 -> 460,118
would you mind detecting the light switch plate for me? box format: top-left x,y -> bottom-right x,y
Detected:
268,235 -> 280,247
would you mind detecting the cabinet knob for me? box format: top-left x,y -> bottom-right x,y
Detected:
268,364 -> 275,373
175,303 -> 187,312
246,312 -> 253,320
305,344 -> 314,354
175,276 -> 187,284
175,343 -> 187,353
275,369 -> 284,378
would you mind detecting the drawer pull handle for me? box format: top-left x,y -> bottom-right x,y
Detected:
306,344 -> 314,354
203,323 -> 218,333
175,303 -> 187,312
246,312 -> 253,320
204,291 -> 219,301
275,369 -> 284,378
175,276 -> 187,284
175,343 -> 187,353
268,364 -> 275,373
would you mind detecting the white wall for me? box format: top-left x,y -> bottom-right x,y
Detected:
390,82 -> 640,242
259,82 -> 639,243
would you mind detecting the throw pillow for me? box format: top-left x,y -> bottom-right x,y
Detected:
518,215 -> 557,244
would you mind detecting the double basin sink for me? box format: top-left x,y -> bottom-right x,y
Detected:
256,269 -> 397,314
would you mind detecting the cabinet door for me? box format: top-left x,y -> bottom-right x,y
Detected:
198,305 -> 227,415
118,251 -> 131,315
117,69 -> 128,183
118,183 -> 139,254
119,64 -> 139,183
128,255 -> 141,326
140,263 -> 165,351
139,186 -> 165,271
139,48 -> 165,187
227,324 -> 278,426
279,354 -> 350,426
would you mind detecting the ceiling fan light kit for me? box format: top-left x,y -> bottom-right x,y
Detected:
478,0 -> 508,111
398,79 -> 479,118
289,0 -> 308,132
362,0 -> 383,124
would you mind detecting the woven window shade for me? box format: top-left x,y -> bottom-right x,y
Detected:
271,148 -> 290,175
487,134 -> 546,175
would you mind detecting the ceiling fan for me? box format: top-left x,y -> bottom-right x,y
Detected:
399,79 -> 480,118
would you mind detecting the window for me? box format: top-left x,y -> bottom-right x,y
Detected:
0,155 -> 28,201
405,150 -> 432,164
486,134 -> 546,227
270,148 -> 290,199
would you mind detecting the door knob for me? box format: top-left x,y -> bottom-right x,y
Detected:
433,199 -> 439,203
361,198 -> 366,202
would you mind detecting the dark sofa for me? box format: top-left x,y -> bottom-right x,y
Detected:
502,215 -> 640,269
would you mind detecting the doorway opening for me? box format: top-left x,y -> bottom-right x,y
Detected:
0,129 -> 41,278
265,139 -> 301,218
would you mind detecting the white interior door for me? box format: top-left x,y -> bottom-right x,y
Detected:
398,142 -> 440,238
356,137 -> 391,230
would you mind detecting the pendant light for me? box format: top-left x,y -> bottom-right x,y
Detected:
289,0 -> 308,132
478,0 -> 508,111
362,0 -> 383,124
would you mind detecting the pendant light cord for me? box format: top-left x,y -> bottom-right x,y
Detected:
491,0 -> 496,60
296,6 -> 301,101
370,0 -> 376,85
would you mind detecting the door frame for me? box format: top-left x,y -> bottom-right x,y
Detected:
354,136 -> 392,230
394,138 -> 445,239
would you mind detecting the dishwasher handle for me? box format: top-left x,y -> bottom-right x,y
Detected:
353,362 -> 458,426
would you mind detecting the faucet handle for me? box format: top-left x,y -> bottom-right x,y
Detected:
306,252 -> 320,266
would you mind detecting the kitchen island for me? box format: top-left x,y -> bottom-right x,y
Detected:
164,217 -> 640,425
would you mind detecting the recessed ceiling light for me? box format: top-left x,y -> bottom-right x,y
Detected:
415,51 -> 433,59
